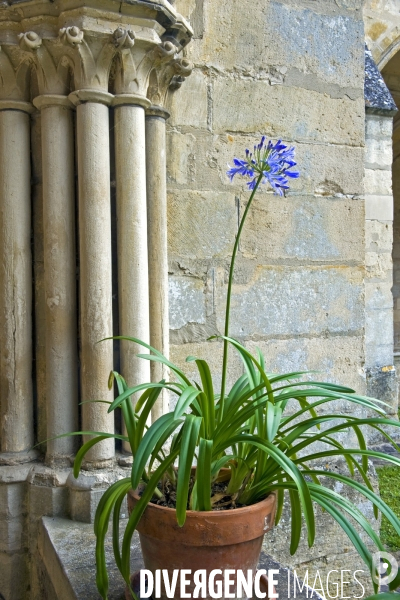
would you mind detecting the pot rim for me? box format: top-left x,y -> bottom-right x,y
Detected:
129,488 -> 276,518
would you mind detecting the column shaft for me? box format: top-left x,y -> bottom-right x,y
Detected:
146,111 -> 170,420
115,105 -> 151,413
76,101 -> 114,462
31,112 -> 47,448
0,109 -> 33,452
40,102 -> 78,460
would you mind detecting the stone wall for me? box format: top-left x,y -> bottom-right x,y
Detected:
364,111 -> 398,420
167,0 -> 367,404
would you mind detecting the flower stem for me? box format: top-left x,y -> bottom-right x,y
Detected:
219,174 -> 263,422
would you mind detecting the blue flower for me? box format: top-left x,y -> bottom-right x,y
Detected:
227,137 -> 299,195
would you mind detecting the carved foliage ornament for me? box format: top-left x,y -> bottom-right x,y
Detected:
1,25 -> 192,103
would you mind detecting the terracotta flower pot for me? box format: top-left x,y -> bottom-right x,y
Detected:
126,490 -> 277,600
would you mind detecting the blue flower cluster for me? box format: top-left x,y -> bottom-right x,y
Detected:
227,136 -> 299,195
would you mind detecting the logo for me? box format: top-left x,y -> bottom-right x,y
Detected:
372,551 -> 399,587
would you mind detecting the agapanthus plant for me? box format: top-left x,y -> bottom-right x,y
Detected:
67,137 -> 400,599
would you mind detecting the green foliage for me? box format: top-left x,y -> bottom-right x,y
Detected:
68,145 -> 400,600
376,465 -> 400,551
73,337 -> 400,599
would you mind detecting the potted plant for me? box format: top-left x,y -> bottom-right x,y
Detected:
71,137 -> 400,599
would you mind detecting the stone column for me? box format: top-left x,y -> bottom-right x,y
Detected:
33,95 -> 79,463
30,110 -> 47,449
0,101 -> 34,456
69,90 -> 115,464
146,105 -> 171,419
114,95 -> 151,423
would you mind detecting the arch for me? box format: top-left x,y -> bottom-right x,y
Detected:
375,49 -> 400,359
375,37 -> 400,71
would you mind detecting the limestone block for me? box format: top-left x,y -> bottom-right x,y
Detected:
0,471 -> 28,557
169,275 -> 206,329
186,0 -> 364,89
364,168 -> 393,195
215,266 -> 364,339
212,80 -> 365,145
166,131 -> 364,196
365,308 -> 394,364
366,365 -> 398,415
0,550 -> 30,600
365,249 -> 393,280
166,130 -> 198,186
0,515 -> 25,553
240,196 -> 364,264
365,219 -> 393,252
67,468 -> 130,524
29,485 -> 69,523
167,69 -> 208,129
0,481 -> 25,519
365,113 -> 394,139
365,195 -> 393,220
365,280 -> 394,311
298,142 -> 364,197
27,466 -> 70,543
167,190 -> 237,259
365,136 -> 393,167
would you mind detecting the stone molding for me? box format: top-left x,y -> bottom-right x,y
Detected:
146,104 -> 170,119
68,88 -> 114,106
112,93 -> 151,109
0,24 -> 192,109
32,94 -> 73,110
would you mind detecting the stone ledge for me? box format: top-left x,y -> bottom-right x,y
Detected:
39,517 -> 319,599
39,516 -> 143,600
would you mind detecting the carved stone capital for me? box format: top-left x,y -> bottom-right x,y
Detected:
17,32 -> 69,96
0,0 -> 194,100
0,44 -> 31,102
18,31 -> 42,51
147,56 -> 193,107
112,27 -> 135,50
59,26 -> 84,47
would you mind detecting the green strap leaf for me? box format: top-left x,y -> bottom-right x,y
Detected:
176,415 -> 202,526
94,478 -> 131,599
174,386 -> 202,419
131,413 -> 177,489
289,489 -> 302,554
73,433 -> 127,478
121,449 -> 179,581
196,438 -> 213,511
220,434 -> 315,548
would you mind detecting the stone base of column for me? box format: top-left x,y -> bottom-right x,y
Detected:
0,449 -> 39,466
0,460 -> 133,598
67,463 -> 130,523
0,463 -> 34,600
